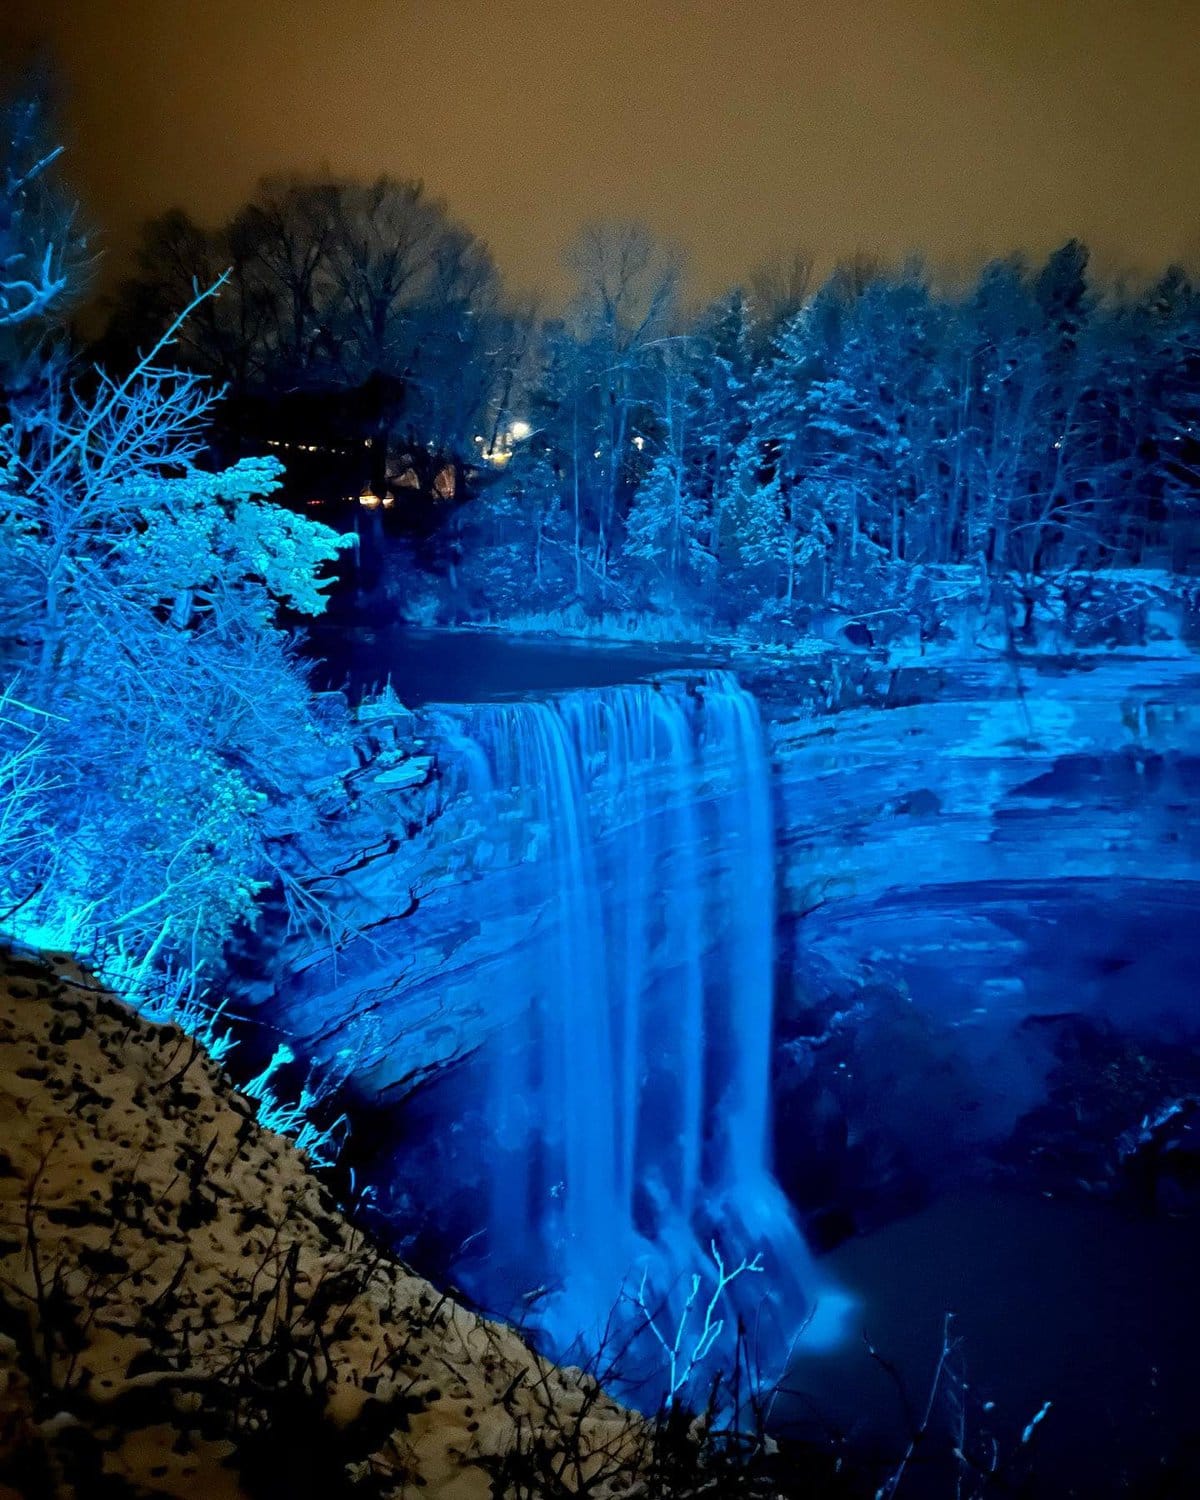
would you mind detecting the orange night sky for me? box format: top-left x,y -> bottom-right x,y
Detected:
5,0 -> 1198,302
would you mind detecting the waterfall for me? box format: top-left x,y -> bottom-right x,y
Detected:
426,671 -> 836,1391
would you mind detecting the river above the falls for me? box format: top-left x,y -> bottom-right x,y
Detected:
305,621 -> 722,702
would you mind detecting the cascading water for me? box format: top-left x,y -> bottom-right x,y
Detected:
423,670 -> 842,1393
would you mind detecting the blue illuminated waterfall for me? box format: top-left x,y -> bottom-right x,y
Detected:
427,671 -> 835,1383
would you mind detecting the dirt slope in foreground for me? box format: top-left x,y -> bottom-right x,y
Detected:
0,948 -> 641,1499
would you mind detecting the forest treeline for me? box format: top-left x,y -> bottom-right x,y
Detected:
107,184 -> 1200,632
101,175 -> 522,480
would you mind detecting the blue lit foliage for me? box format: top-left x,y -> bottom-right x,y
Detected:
450,236 -> 1200,630
0,96 -> 351,984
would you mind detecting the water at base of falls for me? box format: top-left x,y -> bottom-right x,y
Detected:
425,671 -> 846,1400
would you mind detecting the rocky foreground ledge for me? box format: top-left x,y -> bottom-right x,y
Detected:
0,949 -> 641,1500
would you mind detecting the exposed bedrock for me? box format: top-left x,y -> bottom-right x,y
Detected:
769,655 -> 1200,1241
254,656 -> 1200,1065
237,651 -> 1200,1302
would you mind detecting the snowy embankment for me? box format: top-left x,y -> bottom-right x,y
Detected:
0,948 -> 641,1500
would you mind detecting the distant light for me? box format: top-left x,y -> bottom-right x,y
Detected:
632,434 -> 645,451
474,434 -> 485,444
509,420 -> 532,441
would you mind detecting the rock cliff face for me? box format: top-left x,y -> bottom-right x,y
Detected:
255,650 -> 1200,1078
0,948 -> 640,1500
228,643 -> 1200,1274
254,673 -> 798,1094
772,655 -> 1200,914
767,654 -> 1200,1237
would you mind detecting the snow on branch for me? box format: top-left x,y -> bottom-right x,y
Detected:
0,239 -> 71,329
628,1240 -> 764,1407
2,95 -> 79,329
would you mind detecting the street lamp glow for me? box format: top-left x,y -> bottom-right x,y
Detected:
509,419 -> 532,441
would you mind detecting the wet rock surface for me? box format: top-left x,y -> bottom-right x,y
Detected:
212,640 -> 1200,1415
768,654 -> 1200,1242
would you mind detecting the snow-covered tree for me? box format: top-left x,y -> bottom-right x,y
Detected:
735,471 -> 831,608
624,452 -> 710,599
562,222 -> 682,592
0,98 -> 351,968
0,90 -> 88,379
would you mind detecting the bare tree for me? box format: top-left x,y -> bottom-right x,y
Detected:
108,173 -> 508,473
562,221 -> 682,588
747,248 -> 815,341
234,177 -> 342,374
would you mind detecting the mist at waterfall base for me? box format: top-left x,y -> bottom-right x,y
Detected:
379,672 -> 849,1401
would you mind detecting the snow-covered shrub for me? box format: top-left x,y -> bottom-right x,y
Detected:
0,95 -> 352,978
